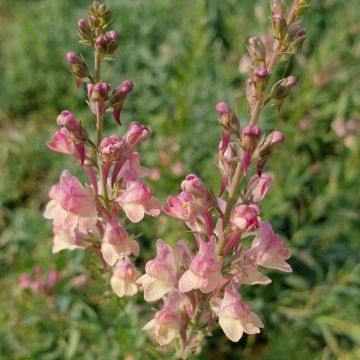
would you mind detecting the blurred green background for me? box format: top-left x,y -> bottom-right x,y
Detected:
0,0 -> 360,359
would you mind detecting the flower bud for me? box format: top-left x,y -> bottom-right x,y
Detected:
66,52 -> 90,80
270,0 -> 286,16
288,24 -> 307,52
295,0 -> 311,17
272,13 -> 287,39
215,101 -> 240,133
77,18 -> 92,44
89,2 -> 111,28
56,110 -> 88,143
270,76 -> 297,110
88,82 -> 111,102
125,121 -> 151,147
241,125 -> 262,148
247,36 -> 266,64
252,67 -> 269,89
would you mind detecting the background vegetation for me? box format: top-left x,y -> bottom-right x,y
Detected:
0,0 -> 359,359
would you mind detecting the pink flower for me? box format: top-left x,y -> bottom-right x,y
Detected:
125,121 -> 151,147
143,290 -> 181,345
47,128 -> 75,154
231,204 -> 260,231
179,237 -> 222,293
116,180 -> 160,223
137,240 -> 177,302
99,135 -> 126,163
44,170 -> 97,232
101,222 -> 139,266
217,284 -> 263,342
244,221 -> 292,272
111,259 -> 140,297
245,173 -> 273,202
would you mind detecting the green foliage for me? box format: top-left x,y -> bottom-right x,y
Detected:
0,0 -> 359,359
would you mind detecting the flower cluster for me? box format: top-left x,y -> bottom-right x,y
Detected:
45,1 -> 160,301
44,1 -> 309,358
138,0 -> 308,356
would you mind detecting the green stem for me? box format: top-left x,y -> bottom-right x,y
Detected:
217,0 -> 301,256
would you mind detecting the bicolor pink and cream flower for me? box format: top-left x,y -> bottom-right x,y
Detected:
44,170 -> 97,232
217,284 -> 263,342
101,222 -> 139,266
179,237 -> 222,293
244,221 -> 292,272
245,173 -> 273,202
110,258 -> 140,297
137,239 -> 177,302
116,180 -> 160,223
143,290 -> 182,345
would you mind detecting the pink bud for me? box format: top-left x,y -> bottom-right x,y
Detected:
95,35 -> 109,47
253,67 -> 269,79
181,174 -> 209,199
270,130 -> 285,146
286,76 -> 297,87
231,204 -> 260,231
215,101 -> 230,114
108,30 -> 119,41
66,52 -> 80,64
119,80 -> 134,93
242,124 -> 262,137
77,18 -> 87,28
56,110 -> 80,135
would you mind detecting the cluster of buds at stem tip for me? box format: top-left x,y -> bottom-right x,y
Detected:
44,1 -> 310,357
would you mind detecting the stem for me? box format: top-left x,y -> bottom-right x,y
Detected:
217,0 -> 300,255
94,32 -> 110,210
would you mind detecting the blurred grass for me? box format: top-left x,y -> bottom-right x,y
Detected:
0,0 -> 360,359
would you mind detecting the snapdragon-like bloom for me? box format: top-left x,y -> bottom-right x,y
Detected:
47,128 -> 75,154
116,180 -> 160,223
143,290 -> 182,345
244,221 -> 292,272
101,222 -> 139,266
44,170 -> 97,232
137,239 -> 177,302
245,173 -> 273,202
125,121 -> 151,147
217,284 -> 263,342
111,258 -> 140,297
179,237 -> 222,293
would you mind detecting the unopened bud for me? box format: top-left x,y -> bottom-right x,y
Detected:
89,2 -> 111,28
88,82 -> 111,102
77,18 -> 92,44
66,52 -> 90,80
215,102 -> 239,133
270,0 -> 286,16
247,36 -> 266,64
56,110 -> 88,142
272,13 -> 287,39
270,76 -> 297,110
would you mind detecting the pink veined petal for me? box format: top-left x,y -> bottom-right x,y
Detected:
178,270 -> 200,293
142,277 -> 173,302
110,276 -> 126,297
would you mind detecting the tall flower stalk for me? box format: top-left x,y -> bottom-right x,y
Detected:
44,1 -> 310,358
45,1 -> 160,299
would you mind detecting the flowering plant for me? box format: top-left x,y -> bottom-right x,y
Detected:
44,0 -> 310,357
